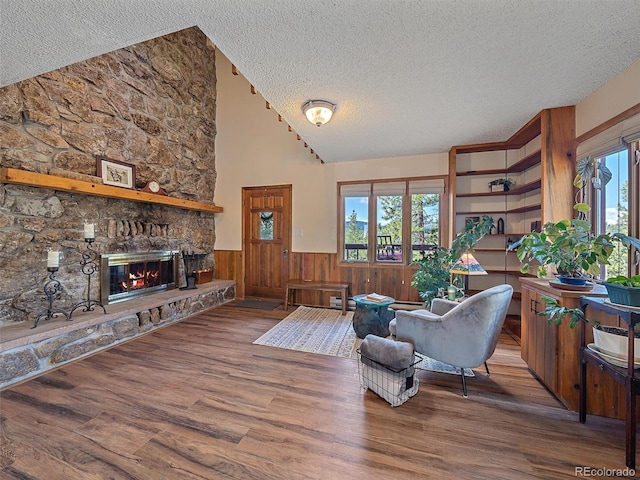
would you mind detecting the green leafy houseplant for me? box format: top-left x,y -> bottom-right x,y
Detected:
606,274 -> 640,287
512,218 -> 614,280
603,271 -> 640,307
510,155 -> 618,284
488,178 -> 514,191
411,215 -> 493,307
539,296 -> 640,357
538,296 -> 594,329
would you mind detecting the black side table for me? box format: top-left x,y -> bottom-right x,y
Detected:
579,297 -> 640,469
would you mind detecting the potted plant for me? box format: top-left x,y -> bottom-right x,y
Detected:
510,218 -> 614,286
510,155 -> 618,286
602,272 -> 640,307
538,296 -> 640,359
511,154 -> 640,362
488,178 -> 515,192
411,215 -> 493,307
410,245 -> 454,307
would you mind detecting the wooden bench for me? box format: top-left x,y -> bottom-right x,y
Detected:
285,280 -> 350,315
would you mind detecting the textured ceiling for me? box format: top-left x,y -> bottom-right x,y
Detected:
2,1 -> 640,163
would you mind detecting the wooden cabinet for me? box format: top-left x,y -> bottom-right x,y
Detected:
521,278 -> 640,420
449,107 -> 575,314
521,286 -> 558,392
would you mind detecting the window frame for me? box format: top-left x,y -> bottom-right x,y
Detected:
578,122 -> 640,278
338,176 -> 448,267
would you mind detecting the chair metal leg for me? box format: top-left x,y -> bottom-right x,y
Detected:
461,368 -> 468,398
484,361 -> 490,375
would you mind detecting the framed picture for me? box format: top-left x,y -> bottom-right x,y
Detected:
96,156 -> 136,189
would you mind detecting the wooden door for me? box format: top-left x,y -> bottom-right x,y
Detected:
243,185 -> 292,298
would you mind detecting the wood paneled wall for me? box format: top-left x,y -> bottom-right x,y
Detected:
215,250 -> 422,304
214,250 -> 244,299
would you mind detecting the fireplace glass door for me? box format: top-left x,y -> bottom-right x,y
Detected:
101,251 -> 179,304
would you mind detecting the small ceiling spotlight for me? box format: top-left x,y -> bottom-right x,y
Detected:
302,100 -> 336,127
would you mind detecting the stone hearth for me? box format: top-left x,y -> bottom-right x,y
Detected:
0,280 -> 235,390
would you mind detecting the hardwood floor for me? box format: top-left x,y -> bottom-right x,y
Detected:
0,304 -> 635,479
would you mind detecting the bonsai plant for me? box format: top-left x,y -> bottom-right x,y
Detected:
411,215 -> 493,307
511,218 -> 614,285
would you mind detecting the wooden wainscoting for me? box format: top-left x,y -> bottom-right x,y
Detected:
215,249 -> 421,305
214,250 -> 244,299
288,252 -> 421,305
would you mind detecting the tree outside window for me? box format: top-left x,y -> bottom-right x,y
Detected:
340,178 -> 444,264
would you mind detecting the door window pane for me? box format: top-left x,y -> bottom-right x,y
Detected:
260,211 -> 274,240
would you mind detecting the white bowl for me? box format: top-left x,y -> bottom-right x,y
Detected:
593,327 -> 640,361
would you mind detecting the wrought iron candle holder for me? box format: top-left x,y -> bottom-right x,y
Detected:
33,267 -> 69,329
180,250 -> 198,290
69,238 -> 107,319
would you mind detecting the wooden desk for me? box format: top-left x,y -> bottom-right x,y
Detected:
579,297 -> 640,469
285,280 -> 349,315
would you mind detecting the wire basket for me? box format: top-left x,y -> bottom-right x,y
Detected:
357,348 -> 422,407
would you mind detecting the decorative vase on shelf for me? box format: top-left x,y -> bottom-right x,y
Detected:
497,218 -> 504,234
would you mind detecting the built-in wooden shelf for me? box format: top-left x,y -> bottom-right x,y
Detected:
457,203 -> 541,214
506,203 -> 541,214
483,268 -> 531,277
457,149 -> 542,177
456,179 -> 541,198
0,168 -> 223,214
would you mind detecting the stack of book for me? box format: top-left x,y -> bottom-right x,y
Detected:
364,292 -> 388,303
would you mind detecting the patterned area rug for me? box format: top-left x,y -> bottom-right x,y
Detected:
253,306 -> 474,376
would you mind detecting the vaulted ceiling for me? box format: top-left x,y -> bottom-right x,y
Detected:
2,1 -> 639,163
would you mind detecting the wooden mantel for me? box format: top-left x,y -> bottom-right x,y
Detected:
0,168 -> 223,214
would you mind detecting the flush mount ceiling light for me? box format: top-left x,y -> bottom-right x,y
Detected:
302,100 -> 336,127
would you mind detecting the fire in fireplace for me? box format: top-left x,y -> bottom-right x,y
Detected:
100,251 -> 179,304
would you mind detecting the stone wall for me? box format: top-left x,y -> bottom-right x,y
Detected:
0,27 -> 218,325
0,280 -> 235,389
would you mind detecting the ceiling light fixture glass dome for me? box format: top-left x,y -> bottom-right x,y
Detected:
302,100 -> 336,127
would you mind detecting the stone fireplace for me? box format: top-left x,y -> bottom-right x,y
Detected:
0,28 -> 237,390
100,250 -> 179,305
0,27 -> 219,325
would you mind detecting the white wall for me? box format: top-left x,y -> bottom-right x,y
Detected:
214,51 -> 448,253
576,59 -> 640,137
215,52 -> 640,253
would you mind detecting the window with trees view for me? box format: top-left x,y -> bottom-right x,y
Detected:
592,147 -> 638,278
340,178 -> 444,264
